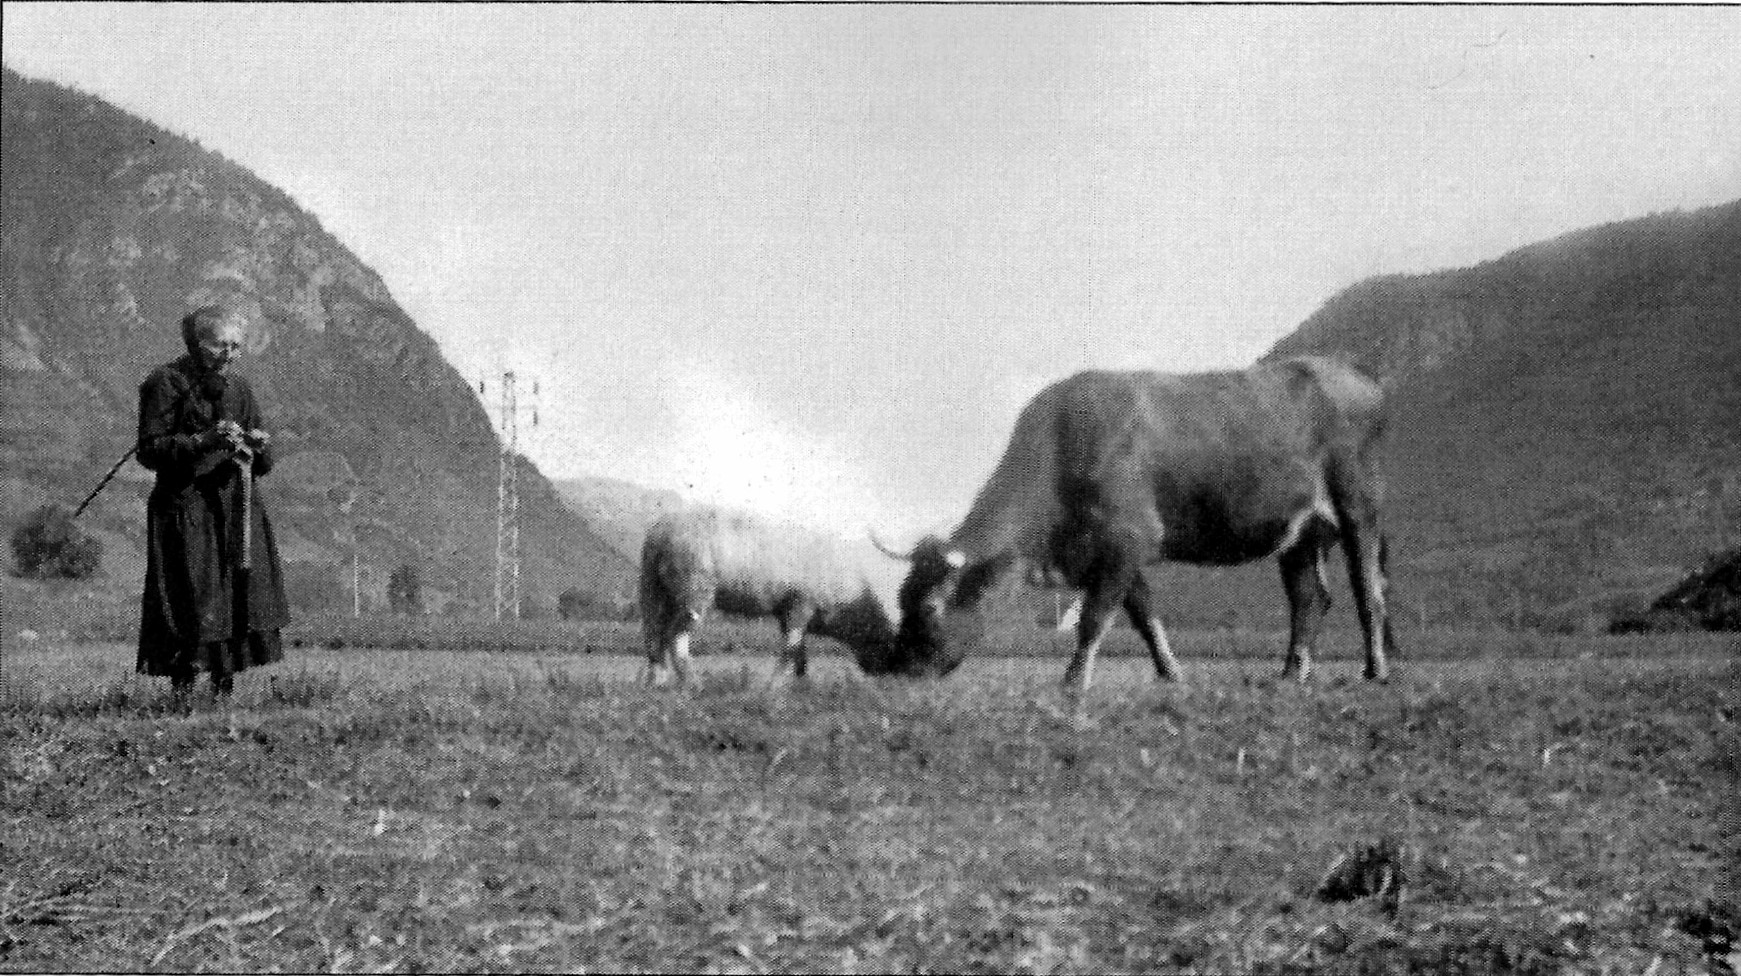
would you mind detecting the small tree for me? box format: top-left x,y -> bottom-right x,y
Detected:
11,504 -> 102,579
388,563 -> 422,615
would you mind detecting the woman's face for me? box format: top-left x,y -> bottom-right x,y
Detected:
193,321 -> 245,374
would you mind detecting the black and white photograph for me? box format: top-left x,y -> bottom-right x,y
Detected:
2,3 -> 1737,971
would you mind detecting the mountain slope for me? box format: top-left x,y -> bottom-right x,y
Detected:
551,476 -> 687,567
1268,201 -> 1741,627
541,205 -> 1741,635
2,67 -> 633,613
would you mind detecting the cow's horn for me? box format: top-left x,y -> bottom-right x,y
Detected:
868,530 -> 914,562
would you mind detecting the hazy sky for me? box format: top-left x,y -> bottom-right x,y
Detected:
6,3 -> 1738,538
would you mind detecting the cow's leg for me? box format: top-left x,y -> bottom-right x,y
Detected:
669,624 -> 695,685
1278,520 -> 1334,682
1380,535 -> 1401,661
1123,576 -> 1184,683
1338,518 -> 1392,683
1062,559 -> 1137,692
774,600 -> 816,681
658,607 -> 700,686
643,610 -> 672,686
1328,455 -> 1395,682
1061,608 -> 1113,692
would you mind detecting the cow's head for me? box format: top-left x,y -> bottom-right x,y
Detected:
857,534 -> 996,678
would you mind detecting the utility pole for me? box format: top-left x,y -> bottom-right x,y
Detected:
495,371 -> 521,621
482,371 -> 538,621
344,483 -> 384,618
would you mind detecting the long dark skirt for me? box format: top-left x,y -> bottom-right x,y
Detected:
136,478 -> 290,678
159,630 -> 284,685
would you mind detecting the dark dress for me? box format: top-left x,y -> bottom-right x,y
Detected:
136,355 -> 290,680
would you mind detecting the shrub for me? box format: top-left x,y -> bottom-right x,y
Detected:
10,504 -> 103,579
388,563 -> 422,615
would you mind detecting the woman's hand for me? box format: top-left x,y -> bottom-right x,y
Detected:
203,420 -> 247,452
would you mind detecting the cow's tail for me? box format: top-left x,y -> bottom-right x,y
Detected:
1380,532 -> 1402,659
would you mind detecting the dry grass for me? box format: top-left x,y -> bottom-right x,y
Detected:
3,637 -> 1736,973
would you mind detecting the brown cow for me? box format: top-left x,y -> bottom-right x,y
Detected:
870,356 -> 1398,689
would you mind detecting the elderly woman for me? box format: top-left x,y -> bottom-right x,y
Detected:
136,305 -> 290,693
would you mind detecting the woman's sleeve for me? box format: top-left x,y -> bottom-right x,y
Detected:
135,372 -> 200,473
239,380 -> 275,477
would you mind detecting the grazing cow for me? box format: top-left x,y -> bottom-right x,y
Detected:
639,508 -> 904,684
872,356 -> 1398,689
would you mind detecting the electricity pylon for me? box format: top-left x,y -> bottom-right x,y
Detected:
482,371 -> 538,621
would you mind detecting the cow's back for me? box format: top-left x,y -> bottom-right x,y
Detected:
1053,358 -> 1384,473
1044,359 -> 1385,565
641,508 -> 871,617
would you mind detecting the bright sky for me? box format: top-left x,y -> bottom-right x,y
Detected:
6,3 -> 1738,539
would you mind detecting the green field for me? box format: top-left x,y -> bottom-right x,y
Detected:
4,635 -> 1737,973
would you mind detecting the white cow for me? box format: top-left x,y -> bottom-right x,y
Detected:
638,508 -> 905,684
